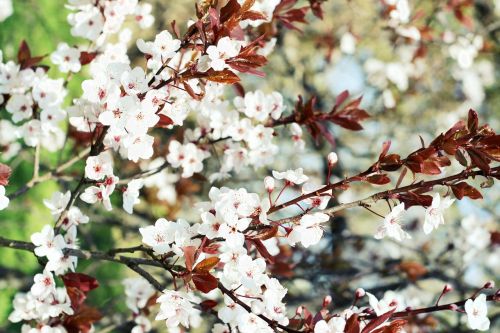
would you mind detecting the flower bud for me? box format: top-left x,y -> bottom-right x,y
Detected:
448,304 -> 458,311
322,295 -> 332,308
296,306 -> 303,316
264,176 -> 275,192
443,284 -> 453,293
355,288 -> 365,299
327,152 -> 338,167
484,281 -> 495,289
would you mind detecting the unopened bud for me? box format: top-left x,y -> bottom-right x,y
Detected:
448,304 -> 458,311
327,152 -> 338,167
443,284 -> 453,293
484,281 -> 495,289
322,295 -> 332,308
296,306 -> 303,316
355,288 -> 366,299
264,176 -> 275,192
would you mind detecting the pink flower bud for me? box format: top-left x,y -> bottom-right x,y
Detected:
355,288 -> 366,298
322,295 -> 332,307
448,304 -> 458,311
264,176 -> 275,192
327,152 -> 338,166
296,306 -> 303,316
484,281 -> 495,289
443,284 -> 453,293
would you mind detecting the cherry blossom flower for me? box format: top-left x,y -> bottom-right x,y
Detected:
80,185 -> 113,211
0,185 -> 9,210
43,191 -> 71,219
132,315 -> 152,333
423,193 -> 455,234
290,123 -> 305,150
123,277 -> 156,313
139,218 -> 177,254
288,213 -> 329,248
166,140 -> 209,178
123,133 -> 155,162
125,99 -> 159,134
314,317 -> 346,333
237,256 -> 267,292
155,290 -> 201,329
121,67 -> 148,95
464,294 -> 490,331
50,43 -> 81,73
302,183 -> 331,209
374,203 -> 411,241
84,153 -> 113,180
272,168 -> 309,185
367,292 -> 398,316
133,3 -> 155,29
30,225 -> 66,258
206,37 -> 239,71
0,0 -> 13,22
30,270 -> 56,299
81,72 -> 120,105
68,6 -> 105,40
6,94 -> 33,123
65,206 -> 89,229
123,179 -> 143,214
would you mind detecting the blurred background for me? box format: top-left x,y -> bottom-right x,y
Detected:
0,0 -> 499,332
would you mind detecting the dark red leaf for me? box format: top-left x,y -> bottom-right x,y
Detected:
361,308 -> 396,333
366,174 -> 391,185
335,90 -> 350,109
79,51 -> 98,66
63,304 -> 102,333
17,40 -> 31,64
345,313 -> 361,333
252,239 -> 275,264
200,299 -> 218,311
451,182 -> 483,200
62,273 -> 99,293
192,272 -> 218,293
467,109 -> 478,133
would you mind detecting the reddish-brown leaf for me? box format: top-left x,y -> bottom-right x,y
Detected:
397,192 -> 433,209
379,154 -> 403,172
330,96 -> 370,131
63,304 -> 102,333
62,273 -> 99,293
79,51 -> 98,66
467,109 -> 478,133
366,174 -> 391,185
345,314 -> 361,333
17,40 -> 31,64
192,272 -> 218,293
398,261 -> 427,282
253,225 -> 279,241
200,299 -> 218,311
371,319 -> 407,333
194,257 -> 220,273
361,309 -> 396,333
0,163 -> 12,186
205,69 -> 241,84
252,238 -> 275,264
451,182 -> 483,200
182,246 -> 197,271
